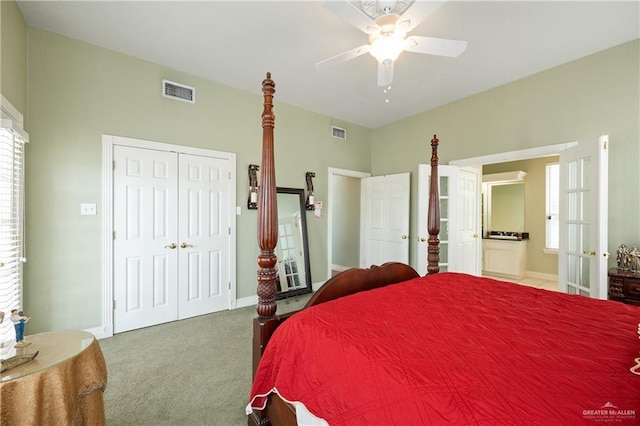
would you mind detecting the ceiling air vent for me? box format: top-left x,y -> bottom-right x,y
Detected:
162,79 -> 195,104
331,125 -> 347,141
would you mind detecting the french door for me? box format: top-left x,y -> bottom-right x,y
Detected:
417,165 -> 480,276
113,145 -> 232,332
558,135 -> 608,298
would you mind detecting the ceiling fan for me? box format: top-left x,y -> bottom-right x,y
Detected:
316,0 -> 467,86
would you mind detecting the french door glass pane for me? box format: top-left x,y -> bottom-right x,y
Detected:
440,198 -> 448,219
440,243 -> 448,264
568,224 -> 577,252
581,224 -> 591,253
580,257 -> 590,289
439,176 -> 448,195
581,157 -> 591,188
439,219 -> 448,241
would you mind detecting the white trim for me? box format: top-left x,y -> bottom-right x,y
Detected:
525,271 -> 559,282
311,280 -> 325,292
449,141 -> 579,285
327,167 -> 371,280
449,142 -> 577,167
482,171 -> 527,183
101,139 -> 114,338
0,95 -> 29,141
236,295 -> 258,309
331,264 -> 351,272
101,134 -> 237,337
0,94 -> 24,125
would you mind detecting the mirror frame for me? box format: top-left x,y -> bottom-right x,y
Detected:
275,187 -> 313,300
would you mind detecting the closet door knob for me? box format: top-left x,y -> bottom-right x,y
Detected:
180,242 -> 193,249
164,243 -> 177,249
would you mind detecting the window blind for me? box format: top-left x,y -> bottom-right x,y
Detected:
0,125 -> 26,351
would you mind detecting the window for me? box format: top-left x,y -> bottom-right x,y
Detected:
545,162 -> 559,252
0,96 -> 28,349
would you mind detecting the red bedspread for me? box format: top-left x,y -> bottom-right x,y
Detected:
249,272 -> 640,425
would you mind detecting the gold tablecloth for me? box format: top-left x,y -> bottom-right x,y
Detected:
0,330 -> 107,425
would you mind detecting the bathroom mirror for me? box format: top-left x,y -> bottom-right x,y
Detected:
482,171 -> 527,236
275,187 -> 312,299
487,183 -> 525,231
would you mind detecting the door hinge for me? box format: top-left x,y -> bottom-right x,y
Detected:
228,227 -> 231,235
228,282 -> 231,290
229,171 -> 231,180
113,231 -> 116,240
113,300 -> 116,310
112,160 -> 115,170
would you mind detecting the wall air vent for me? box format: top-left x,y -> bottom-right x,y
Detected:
331,125 -> 347,141
162,79 -> 195,104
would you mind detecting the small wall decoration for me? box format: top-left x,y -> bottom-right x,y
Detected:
305,172 -> 316,211
248,164 -> 259,210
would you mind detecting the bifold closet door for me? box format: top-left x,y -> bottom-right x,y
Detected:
177,153 -> 231,319
113,145 -> 179,333
113,147 -> 231,333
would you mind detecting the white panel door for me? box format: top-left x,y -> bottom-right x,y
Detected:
178,154 -> 231,319
360,173 -> 410,267
456,167 -> 481,275
558,135 -> 608,299
113,147 -> 232,332
113,146 -> 179,332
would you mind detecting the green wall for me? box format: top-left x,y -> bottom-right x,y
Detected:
332,175 -> 360,268
1,0 -> 27,112
7,2 -> 640,334
24,28 -> 371,333
372,39 -> 640,272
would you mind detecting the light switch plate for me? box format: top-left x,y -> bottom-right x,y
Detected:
80,203 -> 97,215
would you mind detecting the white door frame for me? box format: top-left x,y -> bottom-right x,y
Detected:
450,141 -> 578,279
327,167 -> 370,282
99,134 -> 236,339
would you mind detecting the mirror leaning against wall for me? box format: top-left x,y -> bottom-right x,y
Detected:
275,187 -> 313,299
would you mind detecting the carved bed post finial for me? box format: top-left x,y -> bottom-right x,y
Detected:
427,134 -> 440,275
257,72 -> 278,318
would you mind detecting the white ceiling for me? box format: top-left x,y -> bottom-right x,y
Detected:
17,1 -> 640,129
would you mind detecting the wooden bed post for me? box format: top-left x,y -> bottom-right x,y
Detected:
251,75 -> 282,426
427,135 -> 440,274
256,72 -> 278,319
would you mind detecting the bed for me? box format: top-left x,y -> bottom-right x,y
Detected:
247,73 -> 640,425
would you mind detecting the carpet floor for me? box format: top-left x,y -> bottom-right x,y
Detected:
99,295 -> 310,425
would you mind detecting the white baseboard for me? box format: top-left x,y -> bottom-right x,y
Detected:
235,295 -> 258,309
86,325 -> 112,340
331,264 -> 351,272
312,280 -> 325,292
526,271 -> 559,281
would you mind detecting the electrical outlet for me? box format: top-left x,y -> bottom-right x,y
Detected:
80,203 -> 97,215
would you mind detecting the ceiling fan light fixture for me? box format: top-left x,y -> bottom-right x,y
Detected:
369,33 -> 406,63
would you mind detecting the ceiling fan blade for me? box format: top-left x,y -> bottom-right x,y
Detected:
323,0 -> 379,34
316,45 -> 371,70
404,36 -> 467,57
396,1 -> 446,33
377,61 -> 394,87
